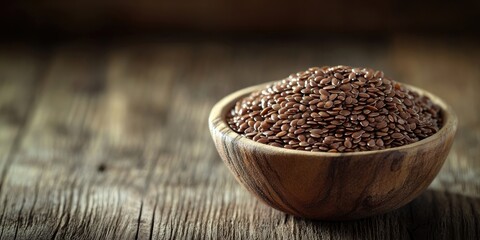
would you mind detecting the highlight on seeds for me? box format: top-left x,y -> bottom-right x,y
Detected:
227,65 -> 442,152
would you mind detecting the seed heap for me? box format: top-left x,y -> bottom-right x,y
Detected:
227,65 -> 442,152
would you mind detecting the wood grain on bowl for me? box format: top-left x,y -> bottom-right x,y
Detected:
209,82 -> 457,220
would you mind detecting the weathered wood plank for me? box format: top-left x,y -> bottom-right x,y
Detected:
0,46 -> 46,240
0,36 -> 478,239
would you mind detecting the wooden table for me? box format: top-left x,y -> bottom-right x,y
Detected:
0,35 -> 479,239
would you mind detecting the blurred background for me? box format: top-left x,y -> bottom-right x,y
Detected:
1,0 -> 477,120
0,1 -> 479,239
2,0 -> 480,37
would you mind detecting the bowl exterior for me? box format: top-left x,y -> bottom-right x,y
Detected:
209,115 -> 456,220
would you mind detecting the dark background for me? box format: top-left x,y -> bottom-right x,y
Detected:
2,0 -> 479,39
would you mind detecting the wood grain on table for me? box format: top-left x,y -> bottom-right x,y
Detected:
0,35 -> 479,239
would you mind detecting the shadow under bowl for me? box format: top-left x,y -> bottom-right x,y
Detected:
209,82 -> 457,220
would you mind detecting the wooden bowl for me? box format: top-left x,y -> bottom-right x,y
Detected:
209,82 -> 457,220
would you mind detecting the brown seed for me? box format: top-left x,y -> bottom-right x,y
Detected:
332,78 -> 339,86
324,101 -> 334,109
348,72 -> 356,80
319,111 -> 330,117
344,139 -> 352,148
320,89 -> 329,96
376,101 -> 385,108
299,141 -> 309,147
334,73 -> 343,79
392,133 -> 405,139
376,121 -> 388,129
262,131 -> 274,136
374,70 -> 384,78
360,120 -> 369,127
260,107 -> 271,116
393,97 -> 402,104
365,71 -> 374,80
323,136 -> 335,145
367,139 -> 376,147
345,96 -> 353,105
340,84 -> 352,91
359,93 -> 369,98
257,138 -> 269,144
320,78 -> 331,85
331,142 -> 342,149
246,131 -> 257,137
269,142 -> 283,147
339,110 -> 350,116
311,133 -> 321,138
403,98 -> 412,106
352,131 -> 364,139
294,129 -> 305,135
387,114 -> 395,122
271,104 -> 281,110
399,112 -> 410,120
276,131 -> 287,137
309,99 -> 320,105
298,134 -> 306,142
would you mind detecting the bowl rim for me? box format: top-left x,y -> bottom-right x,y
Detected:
209,81 -> 458,157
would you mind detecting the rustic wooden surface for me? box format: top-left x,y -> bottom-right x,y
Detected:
0,35 -> 478,239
